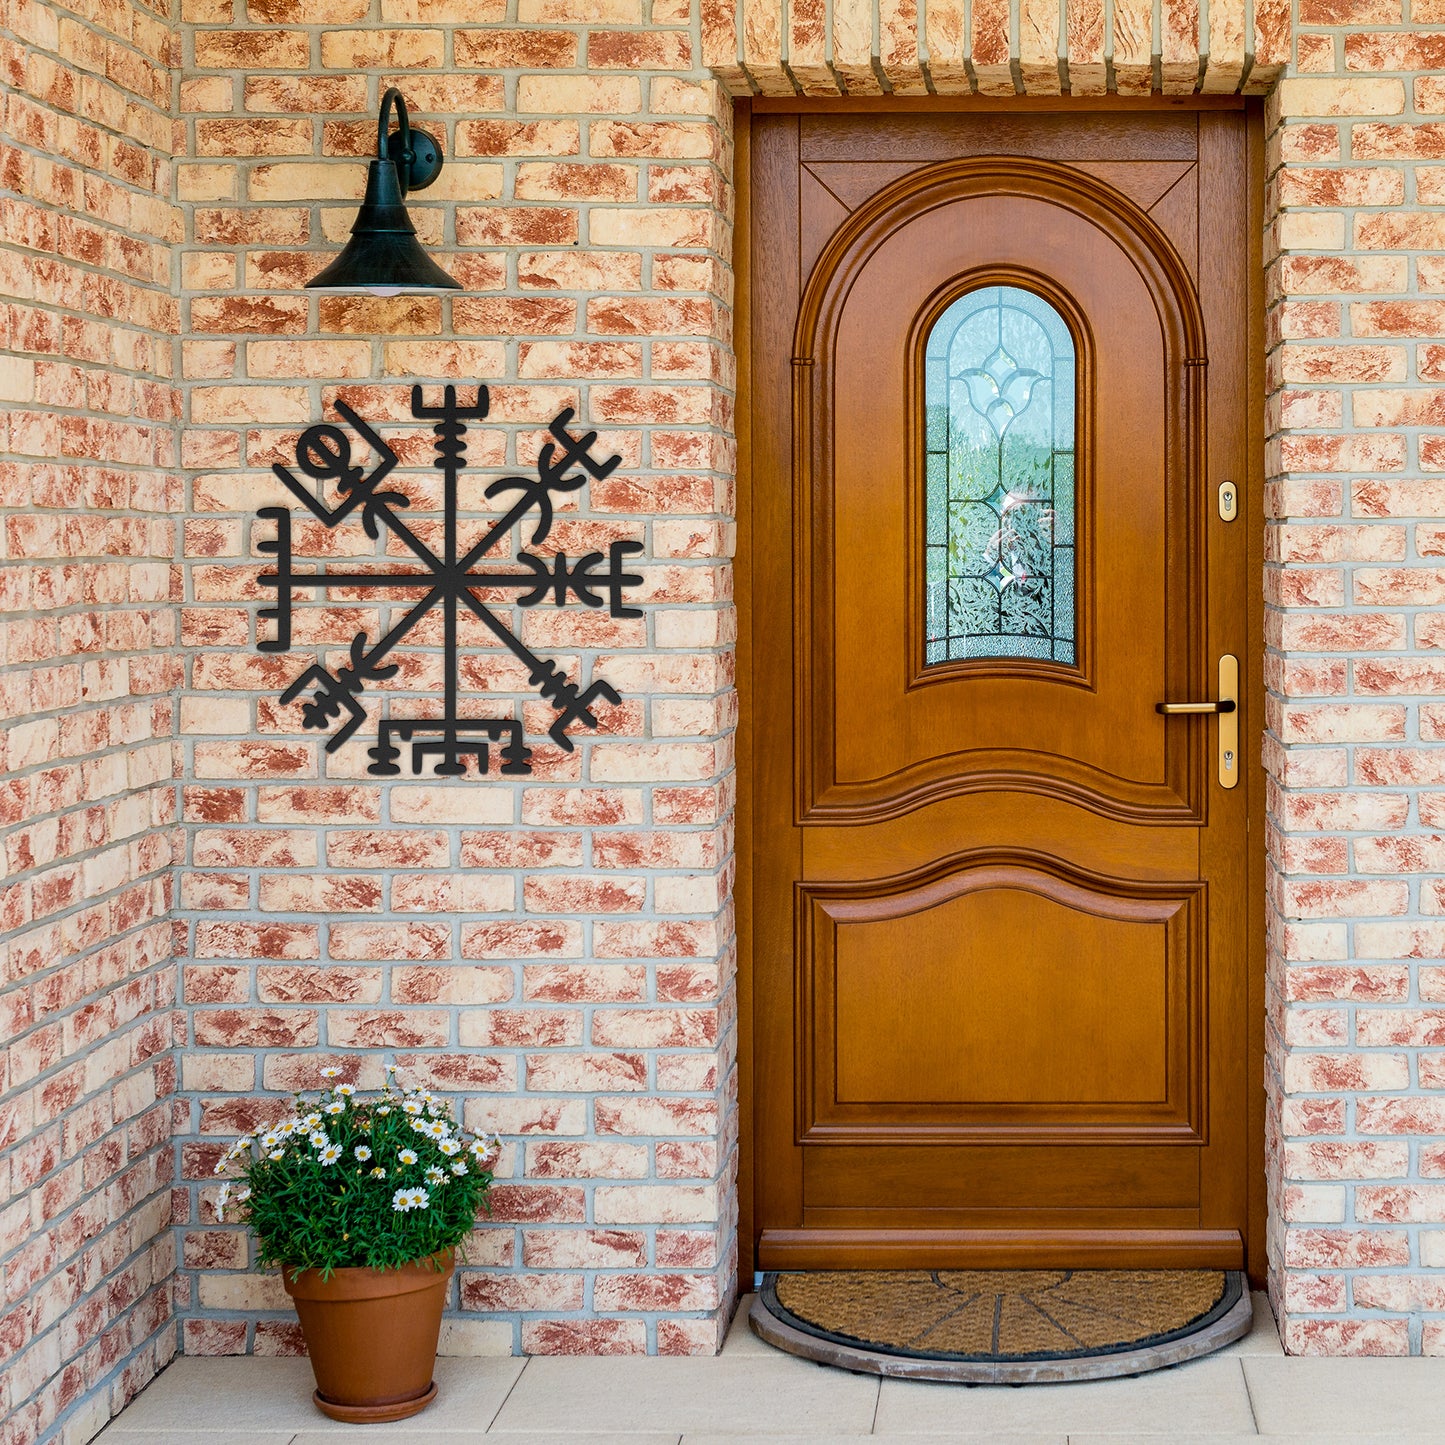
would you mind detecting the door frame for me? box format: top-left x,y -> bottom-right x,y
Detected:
734,95 -> 1268,1286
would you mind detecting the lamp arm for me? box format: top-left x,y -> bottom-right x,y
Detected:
377,87 -> 412,194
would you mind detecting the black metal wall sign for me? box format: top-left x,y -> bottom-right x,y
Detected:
256,384 -> 642,778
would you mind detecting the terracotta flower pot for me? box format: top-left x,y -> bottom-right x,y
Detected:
282,1250 -> 453,1423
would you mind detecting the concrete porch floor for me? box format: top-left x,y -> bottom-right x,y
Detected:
96,1293 -> 1445,1443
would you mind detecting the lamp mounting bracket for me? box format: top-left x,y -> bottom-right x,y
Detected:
378,86 -> 443,195
386,125 -> 442,194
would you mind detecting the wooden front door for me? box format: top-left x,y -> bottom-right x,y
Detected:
746,107 -> 1261,1272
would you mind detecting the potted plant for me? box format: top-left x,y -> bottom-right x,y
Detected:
214,1066 -> 500,1423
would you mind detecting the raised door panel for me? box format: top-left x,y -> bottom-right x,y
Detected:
799,859 -> 1204,1146
796,163 -> 1209,827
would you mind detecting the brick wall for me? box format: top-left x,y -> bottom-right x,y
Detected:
172,0 -> 739,1360
1265,6 -> 1445,1357
0,0 -> 183,1440
19,1 -> 1445,1435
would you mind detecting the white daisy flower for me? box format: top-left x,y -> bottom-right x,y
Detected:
376,1105 -> 392,1116
425,1166 -> 445,1185
402,1100 -> 424,1115
278,1120 -> 298,1135
450,1161 -> 468,1176
269,1149 -> 284,1161
354,1145 -> 372,1162
438,1138 -> 461,1156
302,1113 -> 322,1130
235,1187 -> 251,1203
212,1159 -> 227,1177
259,1132 -> 280,1150
309,1131 -> 329,1149
392,1187 -> 429,1212
335,1083 -> 356,1097
319,1144 -> 342,1165
398,1148 -> 418,1166
386,1063 -> 399,1074
321,1067 -> 341,1079
370,1166 -> 387,1179
324,1100 -> 344,1116
424,1120 -> 448,1140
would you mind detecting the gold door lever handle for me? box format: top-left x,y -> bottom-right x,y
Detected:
1155,699 -> 1237,714
1155,655 -> 1239,789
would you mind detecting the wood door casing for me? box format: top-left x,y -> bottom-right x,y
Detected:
747,107 -> 1262,1274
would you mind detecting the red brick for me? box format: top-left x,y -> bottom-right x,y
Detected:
521,1319 -> 646,1355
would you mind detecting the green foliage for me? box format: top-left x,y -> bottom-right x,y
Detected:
213,1068 -> 500,1277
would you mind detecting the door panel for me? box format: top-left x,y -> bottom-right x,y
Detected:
806,863 -> 1196,1123
750,109 -> 1256,1271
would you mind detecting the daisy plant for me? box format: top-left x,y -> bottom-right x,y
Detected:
213,1067 -> 501,1277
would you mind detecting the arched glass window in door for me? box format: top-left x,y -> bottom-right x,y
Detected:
924,285 -> 1077,666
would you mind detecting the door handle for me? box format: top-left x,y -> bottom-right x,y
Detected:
1155,655 -> 1239,789
1155,700 -> 1236,715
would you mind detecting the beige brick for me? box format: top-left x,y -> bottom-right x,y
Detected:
518,76 -> 642,115
319,30 -> 443,69
589,209 -> 713,249
246,339 -> 372,379
177,165 -> 238,202
247,162 -> 366,202
1277,78 -> 1406,116
390,787 -> 515,825
1278,213 -> 1346,251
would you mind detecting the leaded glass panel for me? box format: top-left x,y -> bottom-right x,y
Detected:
924,285 -> 1077,666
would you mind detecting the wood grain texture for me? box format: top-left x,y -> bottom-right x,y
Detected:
757,1229 -> 1245,1270
748,108 -> 1259,1272
792,160 -> 1207,828
801,859 -> 1202,1140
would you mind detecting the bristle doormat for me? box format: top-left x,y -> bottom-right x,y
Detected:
750,1269 -> 1251,1382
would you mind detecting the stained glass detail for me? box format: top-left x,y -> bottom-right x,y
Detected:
924,285 -> 1077,666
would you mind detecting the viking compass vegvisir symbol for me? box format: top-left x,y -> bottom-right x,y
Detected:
256,384 -> 642,777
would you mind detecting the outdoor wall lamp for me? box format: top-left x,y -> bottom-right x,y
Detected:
306,87 -> 460,295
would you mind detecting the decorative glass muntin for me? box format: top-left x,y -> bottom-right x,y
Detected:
924,284 -> 1077,666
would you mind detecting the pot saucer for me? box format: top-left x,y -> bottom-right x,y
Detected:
312,1380 -> 437,1423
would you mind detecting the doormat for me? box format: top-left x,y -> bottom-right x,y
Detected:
750,1269 -> 1251,1383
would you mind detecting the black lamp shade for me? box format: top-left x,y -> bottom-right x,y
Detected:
306,91 -> 460,295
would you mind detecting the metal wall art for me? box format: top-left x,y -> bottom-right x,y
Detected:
257,384 -> 642,778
